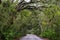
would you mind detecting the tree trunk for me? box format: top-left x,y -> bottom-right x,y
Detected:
0,0 -> 1,4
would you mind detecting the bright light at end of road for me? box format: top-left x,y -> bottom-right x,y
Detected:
24,0 -> 31,2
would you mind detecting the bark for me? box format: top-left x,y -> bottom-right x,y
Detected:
0,0 -> 1,4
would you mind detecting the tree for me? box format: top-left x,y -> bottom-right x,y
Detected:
0,0 -> 60,40
0,0 -> 1,4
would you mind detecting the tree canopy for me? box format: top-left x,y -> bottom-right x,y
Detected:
0,0 -> 60,40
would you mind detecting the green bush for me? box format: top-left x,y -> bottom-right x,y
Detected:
40,29 -> 56,40
0,1 -> 18,40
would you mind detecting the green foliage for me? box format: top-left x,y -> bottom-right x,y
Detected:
40,4 -> 60,40
0,1 -> 17,40
40,29 -> 56,39
0,0 -> 60,40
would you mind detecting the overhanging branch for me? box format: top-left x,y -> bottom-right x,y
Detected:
16,0 -> 49,11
